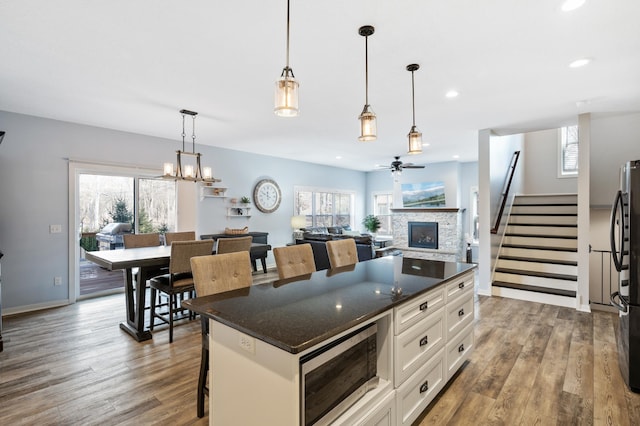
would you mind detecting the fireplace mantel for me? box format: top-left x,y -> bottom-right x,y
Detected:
391,208 -> 460,213
392,208 -> 463,261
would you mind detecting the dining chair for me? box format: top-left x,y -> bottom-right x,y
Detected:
123,233 -> 161,249
273,243 -> 316,280
190,251 -> 253,418
122,233 -> 164,301
215,235 -> 253,254
326,238 -> 359,268
164,231 -> 196,245
148,239 -> 214,343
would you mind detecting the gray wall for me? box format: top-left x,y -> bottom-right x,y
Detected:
0,110 -> 366,312
590,112 -> 640,206
523,128 -> 577,195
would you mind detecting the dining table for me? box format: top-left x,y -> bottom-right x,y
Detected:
85,242 -> 273,342
85,245 -> 171,341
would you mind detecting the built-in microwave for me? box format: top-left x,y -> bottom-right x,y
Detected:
300,322 -> 379,425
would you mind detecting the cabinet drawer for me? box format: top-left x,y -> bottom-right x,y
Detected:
356,389 -> 396,426
396,348 -> 445,426
445,293 -> 474,340
446,271 -> 474,302
394,306 -> 444,387
394,286 -> 445,335
446,323 -> 474,380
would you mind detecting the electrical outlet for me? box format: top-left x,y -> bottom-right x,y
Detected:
238,333 -> 255,354
54,276 -> 62,286
50,224 -> 62,234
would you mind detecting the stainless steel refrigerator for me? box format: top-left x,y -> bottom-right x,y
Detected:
610,159 -> 640,392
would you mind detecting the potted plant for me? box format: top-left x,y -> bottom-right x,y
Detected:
362,214 -> 381,235
240,196 -> 251,205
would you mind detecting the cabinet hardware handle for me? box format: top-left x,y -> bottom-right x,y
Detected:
420,301 -> 428,311
420,380 -> 429,393
458,308 -> 465,316
458,344 -> 465,353
458,282 -> 464,289
420,336 -> 428,346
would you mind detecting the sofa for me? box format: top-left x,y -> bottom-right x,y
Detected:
295,230 -> 374,271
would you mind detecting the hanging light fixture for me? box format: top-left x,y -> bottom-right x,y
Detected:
162,109 -> 216,183
358,25 -> 376,142
274,0 -> 299,117
406,64 -> 422,155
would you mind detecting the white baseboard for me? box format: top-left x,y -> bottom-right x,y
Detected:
3,299 -> 72,317
491,286 -> 576,309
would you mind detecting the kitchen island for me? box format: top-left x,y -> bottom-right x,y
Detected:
184,255 -> 476,425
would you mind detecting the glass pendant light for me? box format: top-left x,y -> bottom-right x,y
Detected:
358,25 -> 376,142
406,64 -> 422,155
274,0 -> 299,117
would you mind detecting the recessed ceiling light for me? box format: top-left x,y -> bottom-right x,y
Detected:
336,155 -> 342,159
569,58 -> 591,68
453,155 -> 460,159
422,142 -> 430,147
445,90 -> 459,98
561,0 -> 586,12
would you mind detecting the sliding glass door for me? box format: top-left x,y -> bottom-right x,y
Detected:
75,167 -> 176,298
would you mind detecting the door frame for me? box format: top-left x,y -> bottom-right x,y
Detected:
68,160 -> 164,302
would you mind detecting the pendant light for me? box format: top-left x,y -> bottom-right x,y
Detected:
358,25 -> 376,142
406,64 -> 422,155
162,109 -> 217,183
274,0 -> 299,117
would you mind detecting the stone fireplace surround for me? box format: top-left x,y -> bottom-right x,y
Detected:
391,208 -> 463,262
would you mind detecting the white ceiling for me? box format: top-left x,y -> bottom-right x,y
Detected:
1,0 -> 639,171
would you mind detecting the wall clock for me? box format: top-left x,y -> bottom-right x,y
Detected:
253,178 -> 282,213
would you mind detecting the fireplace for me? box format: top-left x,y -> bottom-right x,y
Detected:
408,221 -> 438,249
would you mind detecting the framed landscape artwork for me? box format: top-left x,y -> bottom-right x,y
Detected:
401,181 -> 445,207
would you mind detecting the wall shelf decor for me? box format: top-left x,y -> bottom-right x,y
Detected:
200,185 -> 228,199
227,206 -> 251,218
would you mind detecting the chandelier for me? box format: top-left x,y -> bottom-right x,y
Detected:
162,109 -> 217,182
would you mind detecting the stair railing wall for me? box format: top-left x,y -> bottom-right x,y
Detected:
491,150 -> 521,235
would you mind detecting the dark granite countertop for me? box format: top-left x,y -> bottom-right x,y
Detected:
183,256 -> 476,354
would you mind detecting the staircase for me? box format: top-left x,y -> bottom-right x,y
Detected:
492,194 -> 578,308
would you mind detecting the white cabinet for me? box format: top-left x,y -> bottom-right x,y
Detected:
394,285 -> 445,335
394,306 -> 445,386
445,292 -> 474,340
446,323 -> 474,380
396,348 -> 445,425
393,270 -> 475,425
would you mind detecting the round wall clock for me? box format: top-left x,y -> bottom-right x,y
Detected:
253,178 -> 282,213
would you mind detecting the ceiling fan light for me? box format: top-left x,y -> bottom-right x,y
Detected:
407,126 -> 422,154
358,105 -> 377,142
274,68 -> 299,117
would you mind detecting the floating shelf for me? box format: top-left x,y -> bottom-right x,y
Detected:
227,206 -> 251,218
201,185 -> 228,199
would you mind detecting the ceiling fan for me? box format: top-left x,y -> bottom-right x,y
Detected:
382,156 -> 425,173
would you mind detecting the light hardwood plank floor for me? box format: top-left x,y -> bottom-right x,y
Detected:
2,273 -> 640,425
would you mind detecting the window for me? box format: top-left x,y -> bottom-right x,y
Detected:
559,125 -> 579,176
294,187 -> 355,229
373,192 -> 393,235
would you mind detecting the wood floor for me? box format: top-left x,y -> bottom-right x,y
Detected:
2,272 -> 639,425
